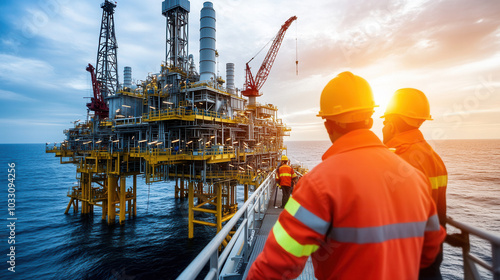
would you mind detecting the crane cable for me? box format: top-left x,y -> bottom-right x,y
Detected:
295,19 -> 299,76
248,31 -> 278,64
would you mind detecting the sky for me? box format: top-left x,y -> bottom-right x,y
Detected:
1,0 -> 499,143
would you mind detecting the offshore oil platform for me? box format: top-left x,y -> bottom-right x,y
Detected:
46,0 -> 298,238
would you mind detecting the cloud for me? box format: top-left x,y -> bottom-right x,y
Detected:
281,0 -> 500,76
0,89 -> 36,102
0,54 -> 55,86
279,108 -> 320,119
392,1 -> 500,69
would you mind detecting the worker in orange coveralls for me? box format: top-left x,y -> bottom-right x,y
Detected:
276,155 -> 297,208
247,72 -> 446,280
382,88 -> 448,280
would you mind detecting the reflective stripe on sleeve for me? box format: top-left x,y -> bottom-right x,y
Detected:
272,220 -> 319,258
429,175 -> 447,190
328,220 -> 429,244
285,198 -> 330,236
425,214 -> 440,232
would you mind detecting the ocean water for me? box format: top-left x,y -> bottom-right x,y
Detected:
0,140 -> 499,279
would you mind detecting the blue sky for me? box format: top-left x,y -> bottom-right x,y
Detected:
1,0 -> 500,143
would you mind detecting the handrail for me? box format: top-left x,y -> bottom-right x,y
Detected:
176,171 -> 276,280
143,107 -> 233,122
178,177 -> 500,280
445,216 -> 500,280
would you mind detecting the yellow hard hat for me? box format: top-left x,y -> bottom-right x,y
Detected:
317,71 -> 377,123
382,88 -> 433,127
281,155 -> 288,161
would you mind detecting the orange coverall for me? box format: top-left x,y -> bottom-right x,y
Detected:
248,129 -> 446,280
385,129 -> 448,278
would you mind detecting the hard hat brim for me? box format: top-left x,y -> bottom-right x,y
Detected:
380,113 -> 433,121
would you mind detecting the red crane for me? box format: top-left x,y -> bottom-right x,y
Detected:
242,16 -> 297,98
86,63 -> 109,119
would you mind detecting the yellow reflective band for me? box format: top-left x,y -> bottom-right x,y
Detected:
279,173 -> 292,177
285,198 -> 330,235
284,197 -> 300,216
429,175 -> 447,190
272,221 -> 319,258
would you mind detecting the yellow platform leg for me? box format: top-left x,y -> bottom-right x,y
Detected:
231,183 -> 236,209
65,197 -> 74,214
188,181 -> 194,239
119,176 -> 126,224
107,175 -> 117,224
244,184 -> 248,202
133,174 -> 137,217
102,200 -> 107,221
175,177 -> 179,199
216,183 -> 222,233
85,173 -> 92,214
81,173 -> 88,214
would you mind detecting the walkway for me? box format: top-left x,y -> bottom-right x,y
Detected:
242,187 -> 317,280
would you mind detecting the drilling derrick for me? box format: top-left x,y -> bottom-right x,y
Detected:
162,0 -> 190,73
96,0 -> 119,99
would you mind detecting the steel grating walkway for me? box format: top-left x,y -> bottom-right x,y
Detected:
242,187 -> 317,279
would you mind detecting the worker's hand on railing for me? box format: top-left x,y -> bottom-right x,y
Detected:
445,233 -> 468,248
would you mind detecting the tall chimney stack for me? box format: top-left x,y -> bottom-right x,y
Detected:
199,2 -> 216,82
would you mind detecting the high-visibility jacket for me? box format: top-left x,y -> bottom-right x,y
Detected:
385,129 -> 448,227
248,129 -> 446,280
276,164 -> 296,187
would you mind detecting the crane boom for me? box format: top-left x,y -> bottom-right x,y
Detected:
242,16 -> 297,98
86,63 -> 109,119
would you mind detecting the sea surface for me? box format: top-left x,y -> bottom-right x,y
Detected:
0,140 -> 499,279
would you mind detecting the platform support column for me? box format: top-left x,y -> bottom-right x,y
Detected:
180,179 -> 185,199
244,184 -> 248,202
188,181 -> 194,239
102,200 -> 107,221
119,176 -> 126,224
102,176 -> 108,220
231,182 -> 236,210
65,198 -> 74,214
87,173 -> 93,214
107,174 -> 117,224
133,174 -> 137,216
197,181 -> 203,204
216,183 -> 222,233
81,173 -> 89,214
127,199 -> 131,218
175,177 -> 179,199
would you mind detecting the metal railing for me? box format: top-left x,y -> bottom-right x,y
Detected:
445,217 -> 500,280
176,171 -> 275,280
177,175 -> 500,280
143,107 -> 233,122
114,116 -> 142,126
